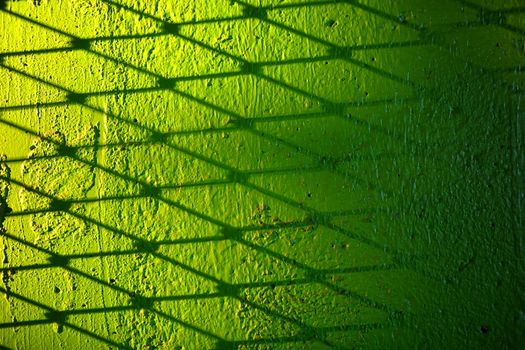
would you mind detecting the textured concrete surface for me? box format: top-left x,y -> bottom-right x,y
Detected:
0,0 -> 523,349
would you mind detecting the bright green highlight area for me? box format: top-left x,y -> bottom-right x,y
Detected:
0,0 -> 523,349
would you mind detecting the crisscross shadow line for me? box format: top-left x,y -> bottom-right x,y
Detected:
1,2 -> 504,348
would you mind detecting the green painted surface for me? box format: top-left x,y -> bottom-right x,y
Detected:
0,0 -> 523,349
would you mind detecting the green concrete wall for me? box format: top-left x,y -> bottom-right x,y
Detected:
0,0 -> 523,349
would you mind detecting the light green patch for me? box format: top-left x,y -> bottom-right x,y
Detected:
19,126 -> 97,246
